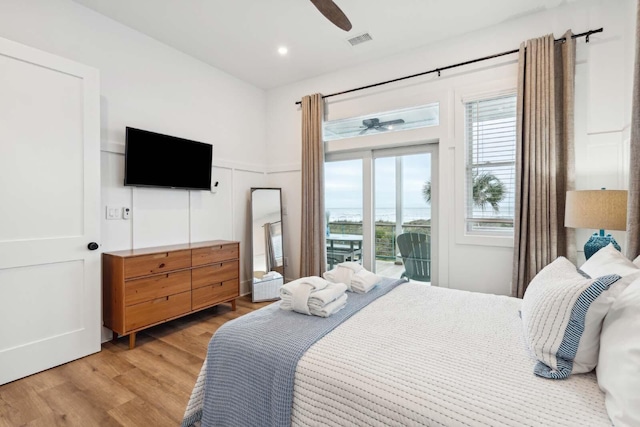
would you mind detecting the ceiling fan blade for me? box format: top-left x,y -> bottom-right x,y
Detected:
358,128 -> 369,135
310,0 -> 352,31
378,119 -> 406,126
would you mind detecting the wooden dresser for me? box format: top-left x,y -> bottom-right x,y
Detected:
103,240 -> 240,349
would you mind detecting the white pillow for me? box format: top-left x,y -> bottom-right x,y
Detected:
580,243 -> 640,278
521,257 -> 621,378
572,270 -> 640,372
633,254 -> 640,267
597,277 -> 640,427
577,246 -> 640,372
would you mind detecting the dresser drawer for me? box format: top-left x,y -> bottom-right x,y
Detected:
124,250 -> 191,279
192,244 -> 239,267
192,278 -> 239,310
125,270 -> 191,306
125,291 -> 191,331
191,260 -> 239,290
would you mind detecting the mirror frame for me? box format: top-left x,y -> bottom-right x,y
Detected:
250,187 -> 284,301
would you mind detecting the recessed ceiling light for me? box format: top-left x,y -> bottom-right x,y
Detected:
278,46 -> 288,56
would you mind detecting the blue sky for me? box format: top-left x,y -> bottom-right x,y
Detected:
325,153 -> 432,220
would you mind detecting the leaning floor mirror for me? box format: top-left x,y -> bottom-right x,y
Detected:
250,188 -> 285,302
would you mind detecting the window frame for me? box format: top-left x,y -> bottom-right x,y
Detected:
454,81 -> 516,248
464,94 -> 517,235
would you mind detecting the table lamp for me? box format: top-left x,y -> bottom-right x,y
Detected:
565,189 -> 628,259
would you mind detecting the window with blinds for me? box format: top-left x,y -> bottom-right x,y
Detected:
465,94 -> 516,233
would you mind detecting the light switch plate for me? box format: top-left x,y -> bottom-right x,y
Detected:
122,207 -> 131,219
106,206 -> 121,220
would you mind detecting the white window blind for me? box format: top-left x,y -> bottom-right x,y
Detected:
465,94 -> 516,233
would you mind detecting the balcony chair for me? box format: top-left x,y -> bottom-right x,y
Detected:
396,232 -> 431,282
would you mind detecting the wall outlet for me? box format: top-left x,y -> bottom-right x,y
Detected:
122,207 -> 131,219
106,206 -> 121,220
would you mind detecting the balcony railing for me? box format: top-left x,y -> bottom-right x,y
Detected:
328,221 -> 431,261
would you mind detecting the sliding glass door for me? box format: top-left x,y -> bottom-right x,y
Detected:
325,145 -> 436,282
324,159 -> 364,270
374,151 -> 432,281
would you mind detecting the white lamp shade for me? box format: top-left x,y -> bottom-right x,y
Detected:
565,190 -> 628,231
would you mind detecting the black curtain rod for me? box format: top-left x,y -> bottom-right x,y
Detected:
294,27 -> 603,106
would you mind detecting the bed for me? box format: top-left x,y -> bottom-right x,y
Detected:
182,278 -> 611,427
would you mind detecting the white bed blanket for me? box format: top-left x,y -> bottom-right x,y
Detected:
291,283 -> 610,427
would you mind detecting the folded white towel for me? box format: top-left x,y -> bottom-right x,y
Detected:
280,278 -> 348,317
333,266 -> 355,291
309,293 -> 348,318
323,262 -> 362,290
281,276 -> 328,294
338,262 -> 363,273
308,282 -> 348,309
280,291 -> 348,318
322,269 -> 336,282
281,276 -> 330,315
351,269 -> 380,294
323,264 -> 381,294
280,282 -> 346,306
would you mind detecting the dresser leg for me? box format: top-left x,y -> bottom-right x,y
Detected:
112,331 -> 118,343
129,332 -> 136,349
231,299 -> 237,311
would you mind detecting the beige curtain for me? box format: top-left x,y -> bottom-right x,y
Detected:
264,222 -> 276,272
627,2 -> 640,260
511,31 -> 576,298
300,93 -> 327,277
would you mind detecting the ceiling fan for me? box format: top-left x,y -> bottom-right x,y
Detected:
310,0 -> 352,31
359,118 -> 405,135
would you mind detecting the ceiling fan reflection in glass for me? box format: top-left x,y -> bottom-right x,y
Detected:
323,102 -> 439,141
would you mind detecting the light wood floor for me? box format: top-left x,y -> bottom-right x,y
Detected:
0,296 -> 271,427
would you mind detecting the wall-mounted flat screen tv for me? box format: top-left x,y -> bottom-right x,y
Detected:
124,127 -> 213,191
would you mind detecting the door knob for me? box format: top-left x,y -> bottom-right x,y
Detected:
87,242 -> 99,251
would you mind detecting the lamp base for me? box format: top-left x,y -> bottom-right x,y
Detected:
584,233 -> 621,260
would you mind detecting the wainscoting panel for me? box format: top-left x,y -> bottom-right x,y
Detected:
131,186 -> 190,248
189,166 -> 234,242
101,151 -> 133,252
585,132 -> 626,190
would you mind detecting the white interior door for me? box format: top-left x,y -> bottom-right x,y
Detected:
0,37 -> 100,384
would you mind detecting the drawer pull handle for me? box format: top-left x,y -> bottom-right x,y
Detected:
159,263 -> 165,268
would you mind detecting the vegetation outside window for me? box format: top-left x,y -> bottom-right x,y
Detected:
465,94 -> 516,234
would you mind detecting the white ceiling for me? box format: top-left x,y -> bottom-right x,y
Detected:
72,0 -> 582,90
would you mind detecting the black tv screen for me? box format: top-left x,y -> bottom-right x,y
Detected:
124,127 -> 213,190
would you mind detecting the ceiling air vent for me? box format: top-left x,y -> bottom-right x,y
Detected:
347,32 -> 373,46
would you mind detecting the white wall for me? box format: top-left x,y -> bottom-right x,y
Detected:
266,0 -> 636,295
0,0 -> 634,302
0,0 -> 269,340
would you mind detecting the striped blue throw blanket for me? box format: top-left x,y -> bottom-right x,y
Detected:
182,277 -> 406,427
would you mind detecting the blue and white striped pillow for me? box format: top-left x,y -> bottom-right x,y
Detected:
521,257 -> 620,379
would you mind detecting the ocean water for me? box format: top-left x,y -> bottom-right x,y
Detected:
327,207 -> 431,223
